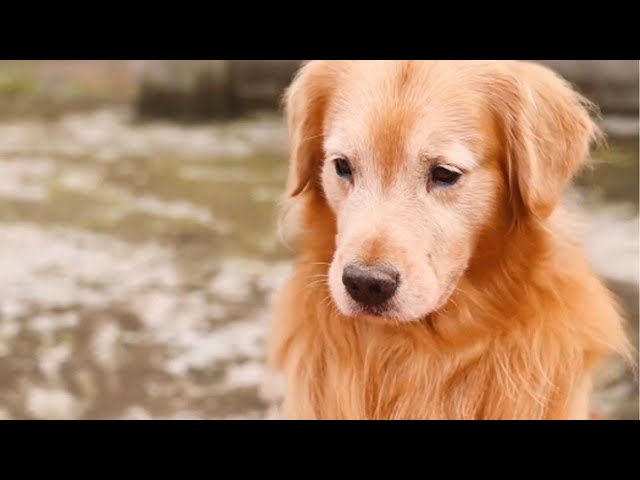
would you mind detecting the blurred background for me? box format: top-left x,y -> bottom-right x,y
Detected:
0,60 -> 637,420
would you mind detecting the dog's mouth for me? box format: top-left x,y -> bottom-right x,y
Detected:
328,254 -> 466,324
350,301 -> 394,318
334,277 -> 460,324
338,295 -> 416,323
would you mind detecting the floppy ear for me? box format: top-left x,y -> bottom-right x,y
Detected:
283,60 -> 334,197
491,61 -> 602,219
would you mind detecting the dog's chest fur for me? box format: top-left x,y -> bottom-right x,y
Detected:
277,303 -> 580,420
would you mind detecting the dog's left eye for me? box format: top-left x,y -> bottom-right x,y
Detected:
431,166 -> 461,186
334,157 -> 353,181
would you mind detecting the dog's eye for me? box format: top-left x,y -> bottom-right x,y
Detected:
431,166 -> 461,186
334,157 -> 353,181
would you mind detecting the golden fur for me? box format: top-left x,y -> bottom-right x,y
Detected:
266,60 -> 632,420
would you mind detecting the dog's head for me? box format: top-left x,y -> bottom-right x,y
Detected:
284,60 -> 599,323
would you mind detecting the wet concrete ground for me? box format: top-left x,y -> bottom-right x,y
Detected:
0,109 -> 637,419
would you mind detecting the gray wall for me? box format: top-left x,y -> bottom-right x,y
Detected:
537,60 -> 638,115
135,60 -> 639,119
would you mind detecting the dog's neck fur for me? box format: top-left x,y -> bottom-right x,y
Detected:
268,190 -> 630,419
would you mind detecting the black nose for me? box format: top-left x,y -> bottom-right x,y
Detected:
342,264 -> 400,306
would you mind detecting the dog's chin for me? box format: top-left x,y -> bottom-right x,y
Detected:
331,294 -> 434,325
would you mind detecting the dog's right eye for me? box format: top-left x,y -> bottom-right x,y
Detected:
430,166 -> 461,187
334,158 -> 353,181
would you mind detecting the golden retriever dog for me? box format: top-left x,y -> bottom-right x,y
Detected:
265,60 -> 632,420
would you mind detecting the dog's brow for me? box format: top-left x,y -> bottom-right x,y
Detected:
437,144 -> 478,171
325,150 -> 346,159
323,134 -> 360,162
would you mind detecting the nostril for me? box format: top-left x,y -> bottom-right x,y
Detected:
343,276 -> 359,291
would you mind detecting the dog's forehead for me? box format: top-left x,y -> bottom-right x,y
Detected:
323,63 -> 485,173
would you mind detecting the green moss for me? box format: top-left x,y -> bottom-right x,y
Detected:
576,140 -> 639,209
0,64 -> 40,97
97,154 -> 287,252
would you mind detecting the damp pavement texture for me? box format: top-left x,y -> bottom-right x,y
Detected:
0,109 -> 637,420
